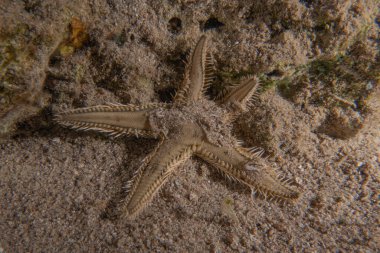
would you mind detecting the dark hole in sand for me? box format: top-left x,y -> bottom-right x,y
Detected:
375,16 -> 380,28
168,17 -> 182,34
203,17 -> 225,31
299,0 -> 313,8
267,69 -> 284,77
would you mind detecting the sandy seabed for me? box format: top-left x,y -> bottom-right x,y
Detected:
1,0 -> 379,252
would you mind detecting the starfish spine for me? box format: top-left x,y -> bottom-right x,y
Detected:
124,141 -> 195,219
55,103 -> 165,138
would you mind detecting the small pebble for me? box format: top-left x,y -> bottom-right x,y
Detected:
52,137 -> 61,144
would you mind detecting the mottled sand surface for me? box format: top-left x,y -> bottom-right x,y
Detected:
1,0 -> 379,252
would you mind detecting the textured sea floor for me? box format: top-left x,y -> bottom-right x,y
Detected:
1,0 -> 379,252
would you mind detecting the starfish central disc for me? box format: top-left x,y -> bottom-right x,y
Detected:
148,99 -> 234,146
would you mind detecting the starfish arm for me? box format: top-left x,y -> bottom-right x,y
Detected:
55,103 -> 165,138
195,141 -> 300,201
123,138 -> 196,219
220,76 -> 259,112
174,35 -> 213,104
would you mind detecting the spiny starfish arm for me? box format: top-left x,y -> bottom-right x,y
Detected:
195,141 -> 300,201
174,35 -> 213,104
221,76 -> 260,112
123,139 -> 196,219
55,102 -> 166,138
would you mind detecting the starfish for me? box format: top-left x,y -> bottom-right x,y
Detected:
55,35 -> 300,219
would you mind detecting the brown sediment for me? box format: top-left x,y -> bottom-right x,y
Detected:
0,0 -> 379,252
